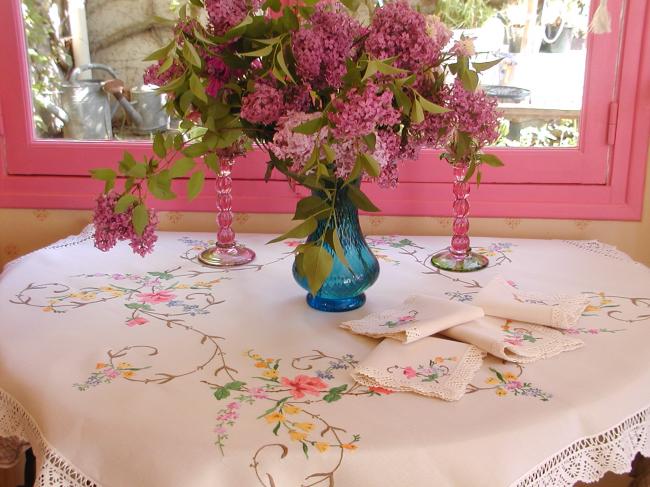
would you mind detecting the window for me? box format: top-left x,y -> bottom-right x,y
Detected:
0,0 -> 648,219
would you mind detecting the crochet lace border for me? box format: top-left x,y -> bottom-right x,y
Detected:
0,385 -> 647,487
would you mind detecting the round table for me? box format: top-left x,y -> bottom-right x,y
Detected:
0,228 -> 649,487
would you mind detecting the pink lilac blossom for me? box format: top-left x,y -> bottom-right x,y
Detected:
452,37 -> 476,57
205,0 -> 262,36
372,130 -> 402,189
93,192 -> 158,256
448,80 -> 500,147
143,59 -> 184,87
205,55 -> 235,97
366,2 -> 450,72
328,82 -> 401,139
283,83 -> 312,114
240,82 -> 285,125
332,138 -> 362,179
291,3 -> 364,89
269,111 -> 325,172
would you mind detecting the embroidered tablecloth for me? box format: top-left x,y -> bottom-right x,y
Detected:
0,229 -> 649,487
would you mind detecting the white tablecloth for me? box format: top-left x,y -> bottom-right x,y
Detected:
0,228 -> 649,487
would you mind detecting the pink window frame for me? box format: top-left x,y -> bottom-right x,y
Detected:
0,0 -> 648,220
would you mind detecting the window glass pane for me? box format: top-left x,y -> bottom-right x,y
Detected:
21,0 -> 175,141
431,0 -> 589,147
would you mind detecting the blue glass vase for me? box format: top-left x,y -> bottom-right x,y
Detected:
292,182 -> 380,312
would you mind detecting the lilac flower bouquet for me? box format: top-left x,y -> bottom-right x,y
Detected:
91,0 -> 502,295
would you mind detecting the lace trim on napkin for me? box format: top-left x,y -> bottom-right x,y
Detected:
341,304 -> 426,342
512,404 -> 650,487
0,387 -> 99,487
352,346 -> 485,402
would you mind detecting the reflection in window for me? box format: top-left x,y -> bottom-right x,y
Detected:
23,0 -> 590,147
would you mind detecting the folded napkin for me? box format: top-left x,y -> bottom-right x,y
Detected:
341,295 -> 484,343
441,316 -> 584,363
473,276 -> 590,330
351,337 -> 485,401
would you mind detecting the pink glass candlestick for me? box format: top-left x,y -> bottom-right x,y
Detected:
198,159 -> 255,267
431,161 -> 488,272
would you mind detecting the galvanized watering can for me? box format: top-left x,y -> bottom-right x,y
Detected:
45,64 -> 169,139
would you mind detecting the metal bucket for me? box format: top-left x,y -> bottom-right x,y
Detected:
60,64 -> 118,140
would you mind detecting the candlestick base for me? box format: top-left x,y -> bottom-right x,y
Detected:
198,243 -> 256,267
430,248 -> 488,272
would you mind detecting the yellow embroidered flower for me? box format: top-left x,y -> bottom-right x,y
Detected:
265,412 -> 285,424
255,362 -> 268,369
315,442 -> 329,453
117,362 -> 132,369
121,371 -> 135,378
265,358 -> 274,363
584,305 -> 600,313
42,306 -> 54,312
263,370 -> 279,379
100,286 -> 114,292
496,388 -> 508,397
109,291 -> 124,297
283,405 -> 301,415
434,356 -> 444,364
195,281 -> 211,288
341,443 -> 358,451
503,372 -> 517,381
289,430 -> 307,442
295,422 -> 314,432
485,377 -> 499,385
96,362 -> 108,369
251,353 -> 262,360
175,284 -> 189,289
78,292 -> 96,301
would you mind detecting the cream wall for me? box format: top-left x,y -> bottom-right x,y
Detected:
1,155 -> 649,270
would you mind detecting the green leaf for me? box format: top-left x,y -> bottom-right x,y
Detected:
90,168 -> 116,181
476,170 -> 482,187
391,85 -> 412,115
463,161 -> 477,182
267,218 -> 318,244
183,41 -> 202,67
127,163 -> 147,178
455,132 -> 472,160
347,184 -> 381,212
190,74 -> 208,103
204,153 -> 220,173
119,152 -> 137,174
460,69 -> 479,92
332,228 -> 351,270
362,133 -> 376,151
147,172 -> 176,200
170,157 -> 196,178
143,41 -> 175,62
302,442 -> 309,458
241,45 -> 273,57
361,60 -> 378,82
272,421 -> 281,435
293,195 -> 328,221
418,96 -> 450,114
213,387 -> 231,400
187,172 -> 205,201
132,204 -> 149,236
293,117 -> 327,135
360,153 -> 381,178
276,49 -> 295,83
479,153 -> 504,167
410,98 -> 424,124
375,60 -> 407,76
183,142 -> 210,158
473,58 -> 503,73
323,384 -> 347,403
224,380 -> 246,390
153,133 -> 166,158
115,194 -> 138,214
302,245 -> 334,296
322,144 -> 335,164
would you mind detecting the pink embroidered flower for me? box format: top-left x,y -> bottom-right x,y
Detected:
104,368 -> 120,379
587,328 -> 599,334
563,328 -> 580,335
214,426 -> 228,434
504,337 -> 523,347
280,374 -> 328,399
403,366 -> 417,379
249,387 -> 268,399
369,386 -> 394,395
226,401 -> 240,410
136,290 -> 176,304
506,380 -> 522,391
126,317 -> 149,327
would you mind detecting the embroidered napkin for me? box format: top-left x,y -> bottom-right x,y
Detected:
351,337 -> 485,401
341,295 -> 484,343
441,316 -> 584,363
473,276 -> 590,329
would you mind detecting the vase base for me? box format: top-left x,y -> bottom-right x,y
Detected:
198,243 -> 256,267
430,249 -> 488,272
306,293 -> 366,312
